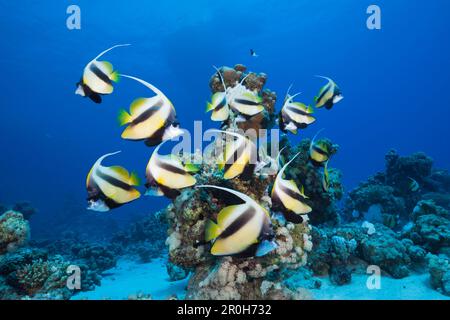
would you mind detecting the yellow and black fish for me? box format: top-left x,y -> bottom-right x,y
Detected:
280,86 -> 316,134
214,130 -> 258,180
229,89 -> 264,117
199,185 -> 277,257
86,151 -> 141,212
314,76 -> 343,110
145,139 -> 199,199
118,75 -> 183,147
271,152 -> 312,224
75,44 -> 130,104
207,67 -> 264,120
408,177 -> 420,192
206,91 -> 229,122
309,130 -> 330,167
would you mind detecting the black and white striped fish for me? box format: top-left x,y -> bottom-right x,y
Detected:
118,75 -> 183,147
309,129 -> 331,167
314,76 -> 343,110
214,130 -> 258,180
206,67 -> 264,121
408,177 -> 420,192
199,185 -> 277,257
280,86 -> 316,134
271,152 -> 312,224
86,151 -> 141,212
75,44 -> 130,104
145,139 -> 199,199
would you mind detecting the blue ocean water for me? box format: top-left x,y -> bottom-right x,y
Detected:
1,0 -> 449,238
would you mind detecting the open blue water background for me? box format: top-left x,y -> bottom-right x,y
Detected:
1,0 -> 449,238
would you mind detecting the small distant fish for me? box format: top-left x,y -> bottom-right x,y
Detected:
214,130 -> 257,180
309,129 -> 330,166
280,86 -> 316,134
271,151 -> 312,224
145,139 -> 199,199
86,151 -> 141,212
118,75 -> 183,147
198,185 -> 277,257
314,76 -> 343,110
408,177 -> 420,192
322,161 -> 330,192
250,49 -> 258,57
383,214 -> 397,228
75,44 -> 130,104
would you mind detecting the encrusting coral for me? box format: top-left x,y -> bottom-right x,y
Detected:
0,211 -> 30,255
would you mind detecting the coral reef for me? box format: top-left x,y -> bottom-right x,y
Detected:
0,211 -> 30,254
111,212 -> 167,262
426,254 -> 450,296
283,139 -> 343,225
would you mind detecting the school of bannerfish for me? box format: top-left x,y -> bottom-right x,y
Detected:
77,44 -> 344,258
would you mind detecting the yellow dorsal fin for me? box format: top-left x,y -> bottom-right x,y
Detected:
109,166 -> 130,181
217,204 -> 244,226
130,98 -> 149,115
98,60 -> 113,73
284,179 -> 302,194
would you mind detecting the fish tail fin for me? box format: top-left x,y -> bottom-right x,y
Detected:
129,171 -> 141,186
118,109 -> 132,126
184,162 -> 200,173
205,219 -> 221,242
110,70 -> 120,83
206,101 -> 214,112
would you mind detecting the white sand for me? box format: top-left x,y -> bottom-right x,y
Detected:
311,273 -> 450,300
73,258 -> 449,300
72,258 -> 188,300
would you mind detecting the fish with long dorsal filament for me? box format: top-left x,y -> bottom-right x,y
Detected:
206,67 -> 264,122
197,185 -> 277,257
86,151 -> 141,212
271,150 -> 312,224
118,75 -> 183,147
145,138 -> 199,199
309,129 -> 331,167
408,177 -> 420,192
75,44 -> 130,103
212,129 -> 258,180
280,85 -> 316,134
314,76 -> 343,110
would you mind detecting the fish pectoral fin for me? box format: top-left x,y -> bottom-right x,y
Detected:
205,219 -> 222,242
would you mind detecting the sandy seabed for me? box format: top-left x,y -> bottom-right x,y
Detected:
72,258 -> 450,300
